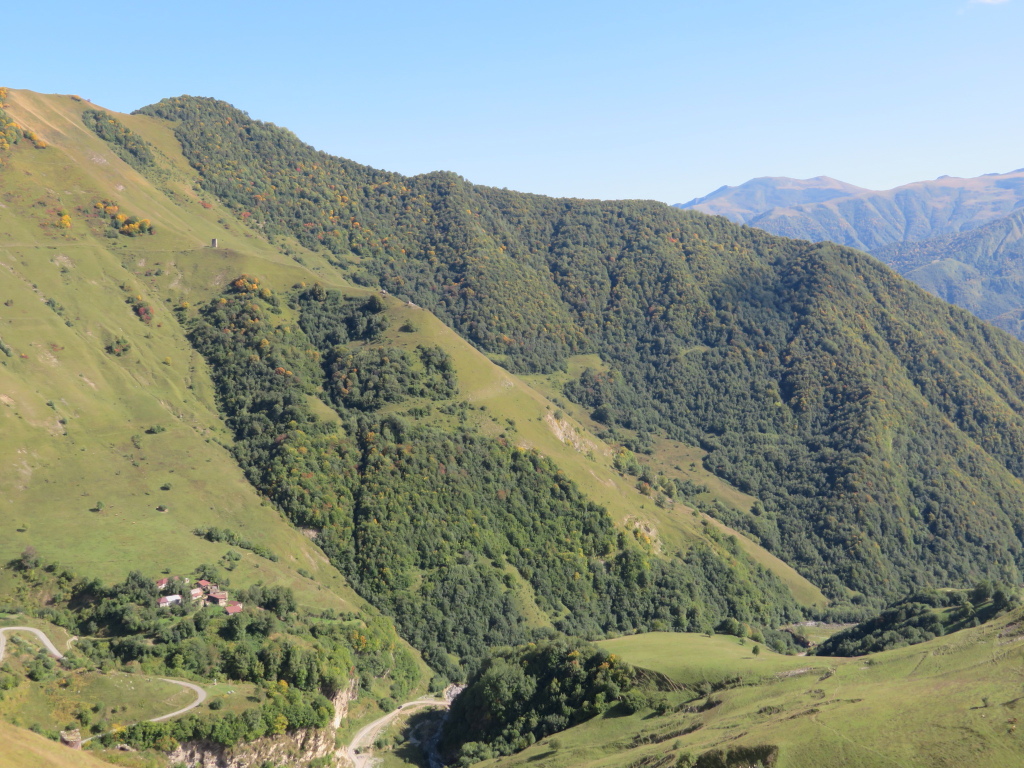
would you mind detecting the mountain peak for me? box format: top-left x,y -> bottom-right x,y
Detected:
676,175 -> 869,224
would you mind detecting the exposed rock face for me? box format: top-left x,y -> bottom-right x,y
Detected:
169,679 -> 358,768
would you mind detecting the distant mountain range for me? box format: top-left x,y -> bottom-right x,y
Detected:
677,170 -> 1024,337
679,176 -> 870,226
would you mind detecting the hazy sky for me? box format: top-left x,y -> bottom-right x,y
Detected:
7,0 -> 1022,202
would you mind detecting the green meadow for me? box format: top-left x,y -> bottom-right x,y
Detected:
0,720 -> 130,768
479,617 -> 1024,768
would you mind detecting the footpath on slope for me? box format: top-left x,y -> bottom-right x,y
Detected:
0,625 -> 207,738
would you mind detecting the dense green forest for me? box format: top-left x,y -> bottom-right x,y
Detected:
185,278 -> 800,676
81,109 -> 155,173
134,96 -> 1024,606
440,636 -> 640,764
813,583 -> 1018,657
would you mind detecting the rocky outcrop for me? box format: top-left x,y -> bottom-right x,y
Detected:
168,679 -> 358,768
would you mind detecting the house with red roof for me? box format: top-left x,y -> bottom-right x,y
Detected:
156,576 -> 190,592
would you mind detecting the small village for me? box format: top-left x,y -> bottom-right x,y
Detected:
154,577 -> 243,614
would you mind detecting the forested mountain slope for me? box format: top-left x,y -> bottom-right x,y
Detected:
7,88 -> 1024,766
124,95 -> 1024,604
874,207 -> 1024,338
0,87 -> 805,695
678,171 -> 1024,342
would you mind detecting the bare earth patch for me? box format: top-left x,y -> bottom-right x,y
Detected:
544,413 -> 603,455
775,667 -> 814,679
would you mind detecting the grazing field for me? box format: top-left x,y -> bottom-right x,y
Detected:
0,672 -> 196,734
0,720 -> 124,768
597,631 -> 832,686
482,613 -> 1024,768
782,621 -> 856,647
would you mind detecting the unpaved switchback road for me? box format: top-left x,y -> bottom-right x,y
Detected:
1,625 -> 207,738
0,626 -> 66,661
340,697 -> 449,768
149,679 -> 207,722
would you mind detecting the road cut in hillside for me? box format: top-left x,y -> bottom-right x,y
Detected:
340,697 -> 450,768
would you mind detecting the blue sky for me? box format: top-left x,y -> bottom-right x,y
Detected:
7,0 -> 1022,202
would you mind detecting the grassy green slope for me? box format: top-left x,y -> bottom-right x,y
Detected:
599,631 -> 830,686
0,91 -> 442,736
0,720 -> 124,768
479,616 -> 1024,768
0,89 -> 365,610
0,89 -> 819,631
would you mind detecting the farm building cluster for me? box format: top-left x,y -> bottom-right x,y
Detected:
155,577 -> 243,614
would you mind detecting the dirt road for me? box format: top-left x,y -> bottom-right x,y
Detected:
340,697 -> 449,768
0,626 -> 66,661
0,625 -> 208,739
148,679 -> 207,722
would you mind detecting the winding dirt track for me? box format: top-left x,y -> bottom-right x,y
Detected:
340,698 -> 449,768
0,625 -> 207,735
0,626 -> 66,661
2,625 -> 456,762
148,679 -> 208,721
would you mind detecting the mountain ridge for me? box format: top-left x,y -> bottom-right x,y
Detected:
121,94 -> 1024,601
676,169 -> 1024,341
7,87 -> 1024,767
678,169 -> 1024,250
678,175 -> 869,224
